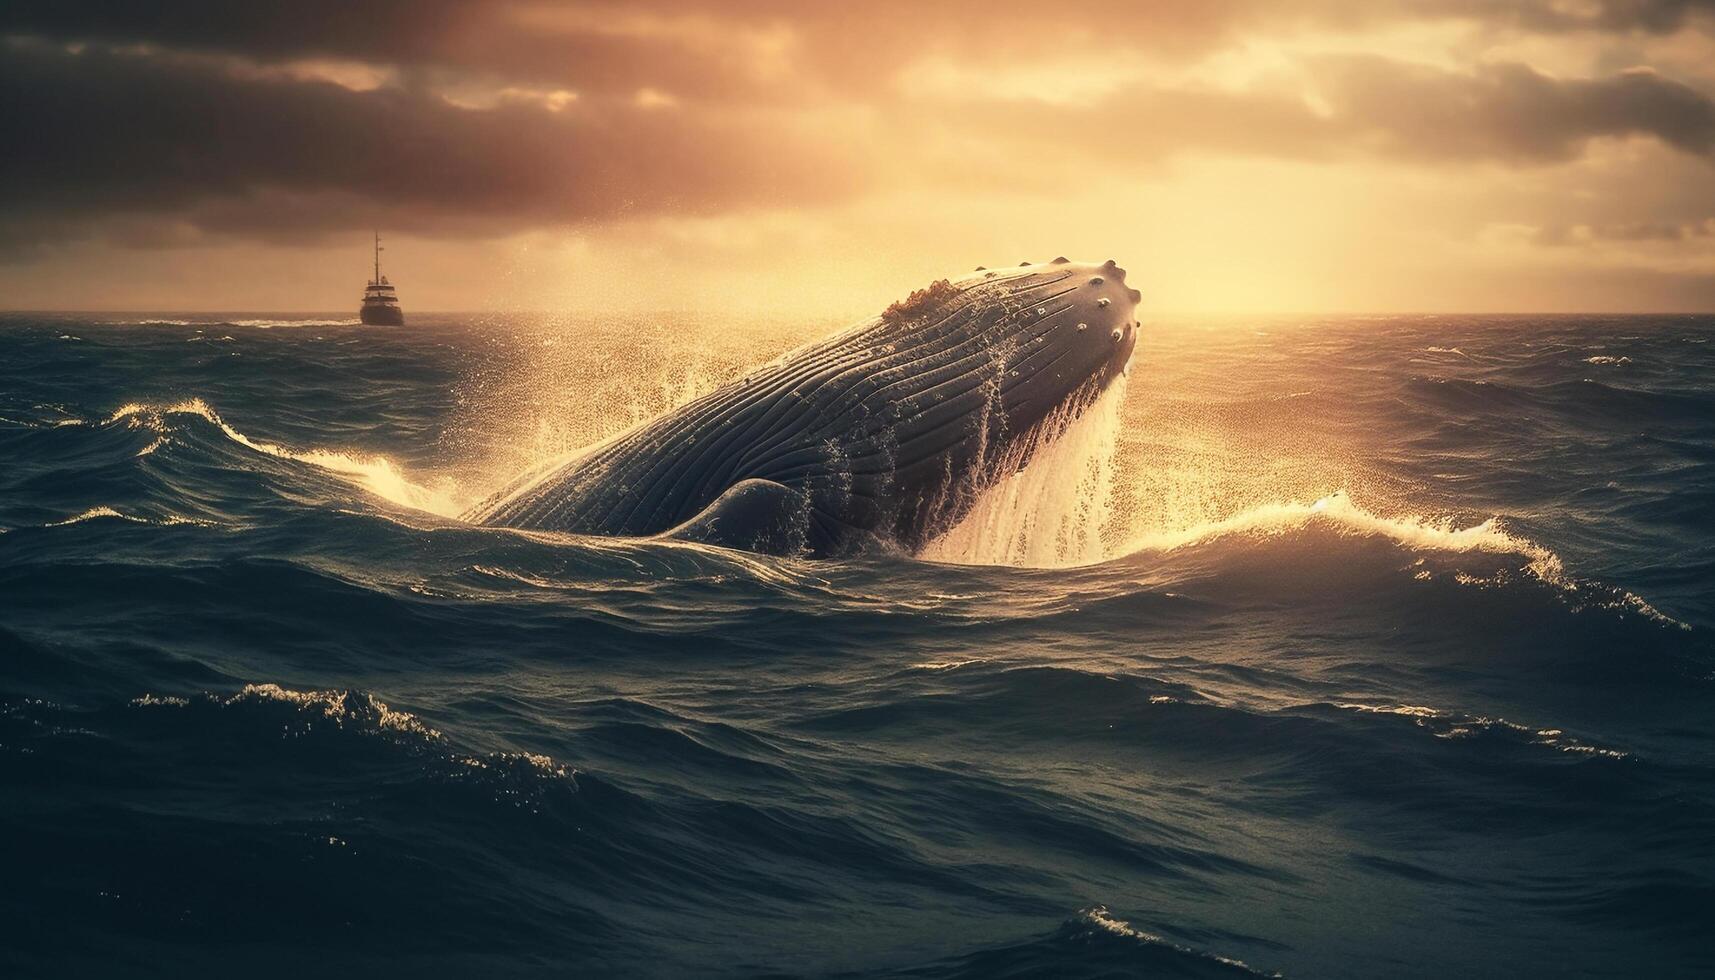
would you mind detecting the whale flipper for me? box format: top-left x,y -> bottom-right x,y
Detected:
661,479 -> 810,555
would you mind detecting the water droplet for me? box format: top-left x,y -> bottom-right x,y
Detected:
1077,322 -> 1088,332
1110,328 -> 1123,341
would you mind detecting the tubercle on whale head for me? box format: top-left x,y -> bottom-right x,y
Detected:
874,256 -> 1141,400
975,256 -> 1142,391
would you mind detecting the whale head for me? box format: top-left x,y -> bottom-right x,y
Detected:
847,257 -> 1142,548
984,257 -> 1140,423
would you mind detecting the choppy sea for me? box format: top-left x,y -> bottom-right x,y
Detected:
1,311 -> 1711,978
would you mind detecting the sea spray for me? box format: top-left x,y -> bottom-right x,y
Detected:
923,377 -> 1128,568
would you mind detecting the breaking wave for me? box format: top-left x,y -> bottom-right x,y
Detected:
106,398 -> 465,517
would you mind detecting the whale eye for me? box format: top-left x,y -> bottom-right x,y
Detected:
1089,276 -> 1103,285
1110,328 -> 1123,341
1096,298 -> 1110,308
1076,322 -> 1088,332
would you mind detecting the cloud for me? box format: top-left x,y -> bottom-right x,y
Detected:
7,1 -> 1713,104
1532,217 -> 1715,244
0,40 -> 866,250
1320,58 -> 1715,162
3,1 -> 1715,269
1472,0 -> 1715,33
930,57 -> 1715,172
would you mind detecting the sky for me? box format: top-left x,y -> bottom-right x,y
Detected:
2,1 -> 1714,315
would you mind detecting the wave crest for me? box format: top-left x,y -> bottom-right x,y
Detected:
107,398 -> 465,517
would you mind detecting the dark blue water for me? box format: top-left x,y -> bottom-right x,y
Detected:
2,312 -> 1711,978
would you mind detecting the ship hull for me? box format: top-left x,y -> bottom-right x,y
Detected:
360,306 -> 405,326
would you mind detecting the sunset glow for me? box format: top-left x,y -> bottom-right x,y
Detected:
3,1 -> 1714,314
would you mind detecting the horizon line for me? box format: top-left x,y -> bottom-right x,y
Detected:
3,308 -> 1713,318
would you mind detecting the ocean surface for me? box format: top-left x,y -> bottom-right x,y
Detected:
1,310 -> 1711,978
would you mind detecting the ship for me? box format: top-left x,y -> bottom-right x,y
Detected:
359,232 -> 405,326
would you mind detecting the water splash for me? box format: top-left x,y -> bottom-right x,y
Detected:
922,378 -> 1128,568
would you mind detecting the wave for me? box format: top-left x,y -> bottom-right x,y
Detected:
127,683 -> 582,793
1105,492 -> 1687,629
880,907 -> 1278,978
1423,345 -> 1477,359
106,398 -> 465,517
228,318 -> 360,328
1120,491 -> 1556,570
107,317 -> 360,328
54,393 -> 1690,631
1328,701 -> 1629,759
1077,906 -> 1277,976
44,505 -> 213,528
27,392 -> 1691,633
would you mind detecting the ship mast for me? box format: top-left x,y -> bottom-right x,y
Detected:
373,231 -> 382,283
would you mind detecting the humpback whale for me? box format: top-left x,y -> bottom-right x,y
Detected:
467,259 -> 1141,556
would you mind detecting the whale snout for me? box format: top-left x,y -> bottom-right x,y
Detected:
1061,257 -> 1141,386
982,256 -> 1142,424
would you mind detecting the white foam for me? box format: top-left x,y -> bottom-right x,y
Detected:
1584,355 -> 1631,365
228,318 -> 359,328
1334,702 -> 1442,719
46,506 -> 134,527
1120,491 -> 1564,576
1080,907 -> 1275,976
231,683 -> 441,738
45,506 -> 213,528
922,378 -> 1128,568
909,658 -> 983,671
1330,702 -> 1630,759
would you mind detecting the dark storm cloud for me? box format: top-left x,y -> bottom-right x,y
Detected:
6,1 -> 1714,101
1470,0 -> 1715,33
0,1 -> 797,102
0,41 -> 863,248
1323,59 -> 1715,162
944,59 -> 1715,170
